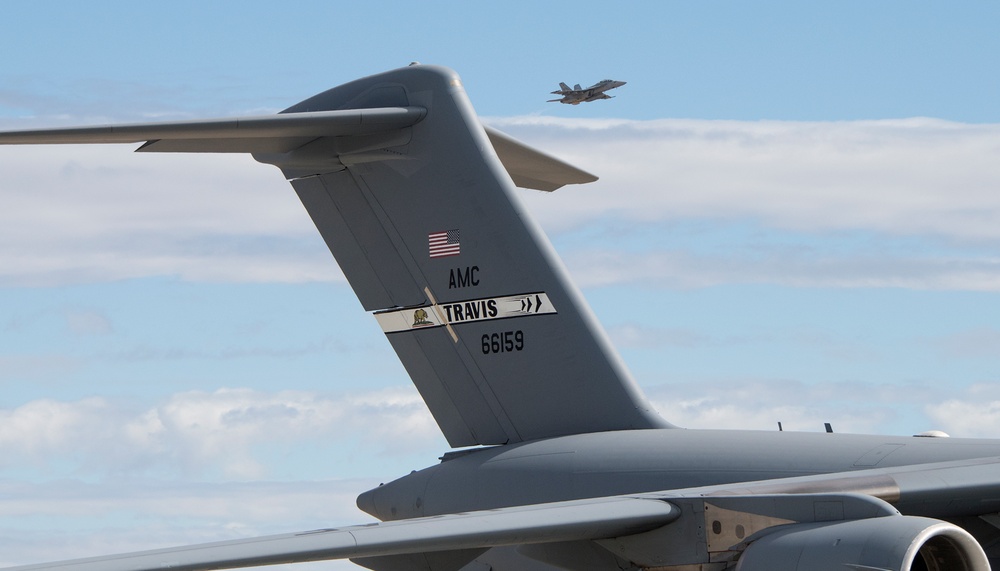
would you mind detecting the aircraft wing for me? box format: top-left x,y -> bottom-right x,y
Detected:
6,456 -> 1000,571
2,496 -> 679,571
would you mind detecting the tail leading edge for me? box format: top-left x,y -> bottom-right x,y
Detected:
0,64 -> 670,448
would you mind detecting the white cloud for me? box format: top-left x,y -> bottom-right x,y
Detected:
563,248 -> 1000,290
0,478 -> 373,570
0,387 -> 441,480
500,116 -> 1000,240
926,383 -> 1000,438
3,118 -> 999,289
646,378 -> 946,436
0,386 -> 441,570
0,146 -> 340,286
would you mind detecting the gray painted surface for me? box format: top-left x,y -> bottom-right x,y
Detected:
2,498 -> 678,571
267,65 -> 667,447
361,429 -> 1000,520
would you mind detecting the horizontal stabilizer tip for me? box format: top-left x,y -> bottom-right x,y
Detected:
484,126 -> 598,191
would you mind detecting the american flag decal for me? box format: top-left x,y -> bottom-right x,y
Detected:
428,229 -> 461,258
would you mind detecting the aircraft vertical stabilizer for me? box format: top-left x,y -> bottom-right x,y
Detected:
260,66 -> 668,446
0,65 -> 668,448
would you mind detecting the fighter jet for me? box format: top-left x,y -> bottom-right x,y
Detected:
548,79 -> 625,104
1,64 -> 999,571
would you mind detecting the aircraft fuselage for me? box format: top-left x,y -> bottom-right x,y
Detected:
359,428 -> 1000,521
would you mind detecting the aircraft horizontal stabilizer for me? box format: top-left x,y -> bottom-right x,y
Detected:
0,107 -> 592,192
2,497 -> 678,571
0,108 -> 426,154
483,125 -> 597,191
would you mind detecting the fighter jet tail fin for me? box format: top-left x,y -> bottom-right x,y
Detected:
559,82 -> 572,91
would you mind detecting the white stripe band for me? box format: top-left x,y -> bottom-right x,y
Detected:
375,292 -> 556,333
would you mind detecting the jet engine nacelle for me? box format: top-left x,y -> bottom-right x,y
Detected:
735,516 -> 989,571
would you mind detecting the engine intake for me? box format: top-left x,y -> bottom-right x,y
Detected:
734,516 -> 988,571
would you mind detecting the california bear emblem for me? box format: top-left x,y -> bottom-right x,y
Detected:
412,308 -> 433,327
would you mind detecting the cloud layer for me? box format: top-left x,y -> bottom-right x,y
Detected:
503,117 -> 1000,238
0,387 -> 442,480
3,117 -> 999,292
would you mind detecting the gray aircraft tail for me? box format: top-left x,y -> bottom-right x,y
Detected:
0,64 -> 670,448
263,66 -> 669,446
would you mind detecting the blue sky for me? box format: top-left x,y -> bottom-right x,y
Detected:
1,2 -> 1000,568
3,2 -> 1000,122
